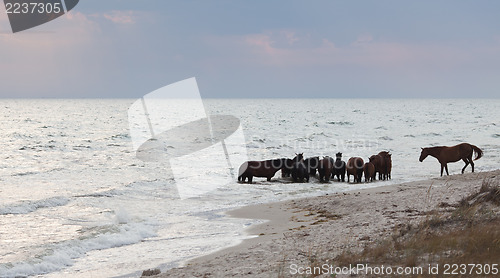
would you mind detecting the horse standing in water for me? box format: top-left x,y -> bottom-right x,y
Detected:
347,157 -> 364,183
332,152 -> 346,182
238,158 -> 288,183
291,153 -> 309,182
369,154 -> 386,180
304,156 -> 320,177
363,162 -> 375,182
281,158 -> 294,177
318,156 -> 334,182
419,143 -> 483,176
377,151 -> 392,180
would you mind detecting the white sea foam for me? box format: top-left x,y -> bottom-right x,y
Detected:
0,196 -> 70,215
0,222 -> 156,277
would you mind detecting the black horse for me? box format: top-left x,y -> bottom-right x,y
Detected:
332,152 -> 346,182
238,158 -> 286,183
281,158 -> 294,177
291,154 -> 308,183
304,156 -> 320,176
292,162 -> 309,182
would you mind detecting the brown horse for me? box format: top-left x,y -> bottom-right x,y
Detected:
318,156 -> 334,182
369,154 -> 386,180
419,143 -> 483,176
378,151 -> 392,180
363,162 -> 375,182
347,157 -> 364,183
238,158 -> 285,183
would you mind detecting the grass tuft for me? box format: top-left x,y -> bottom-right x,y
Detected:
141,268 -> 161,277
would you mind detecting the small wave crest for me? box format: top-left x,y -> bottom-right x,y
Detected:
0,222 -> 157,277
0,196 -> 70,215
327,121 -> 353,126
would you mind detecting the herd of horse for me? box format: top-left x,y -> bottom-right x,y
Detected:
237,151 -> 392,184
238,143 -> 483,183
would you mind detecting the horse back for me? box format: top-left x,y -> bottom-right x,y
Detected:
241,160 -> 281,178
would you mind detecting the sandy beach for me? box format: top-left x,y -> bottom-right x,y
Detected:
150,170 -> 500,277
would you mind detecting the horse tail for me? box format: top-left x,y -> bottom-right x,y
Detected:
471,144 -> 483,160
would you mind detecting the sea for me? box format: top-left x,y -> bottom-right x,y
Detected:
0,99 -> 498,277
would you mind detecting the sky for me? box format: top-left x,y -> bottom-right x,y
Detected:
1,0 -> 499,98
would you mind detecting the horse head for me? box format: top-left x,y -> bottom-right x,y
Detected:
419,148 -> 428,162
368,155 -> 377,163
336,152 -> 342,158
293,153 -> 304,162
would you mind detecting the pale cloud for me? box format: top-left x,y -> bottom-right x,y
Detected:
210,30 -> 500,73
283,30 -> 299,45
101,11 -> 137,24
0,11 -> 109,96
353,34 -> 374,45
243,33 -> 275,54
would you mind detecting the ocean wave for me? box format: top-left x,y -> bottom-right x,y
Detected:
75,190 -> 119,198
0,222 -> 157,277
11,171 -> 37,177
422,132 -> 442,137
18,144 -> 57,151
0,196 -> 70,215
327,121 -> 353,126
110,133 -> 130,140
378,136 -> 393,141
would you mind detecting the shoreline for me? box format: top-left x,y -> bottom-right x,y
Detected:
152,170 -> 500,277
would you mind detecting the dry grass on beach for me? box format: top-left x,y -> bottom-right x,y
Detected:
334,178 -> 500,278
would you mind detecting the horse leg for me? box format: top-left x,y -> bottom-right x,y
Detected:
267,176 -> 272,181
461,158 -> 469,174
445,164 -> 449,176
440,164 -> 444,176
248,176 -> 253,183
470,159 -> 475,173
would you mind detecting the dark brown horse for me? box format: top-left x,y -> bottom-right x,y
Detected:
363,162 -> 375,182
238,158 -> 285,183
347,157 -> 364,183
378,151 -> 392,180
369,154 -> 386,180
304,156 -> 320,176
419,143 -> 483,176
318,156 -> 334,182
